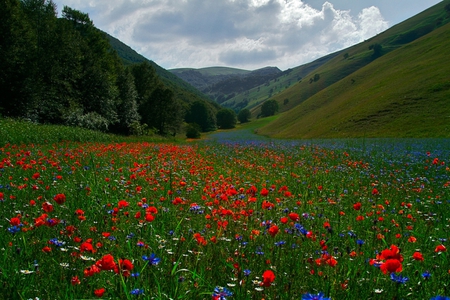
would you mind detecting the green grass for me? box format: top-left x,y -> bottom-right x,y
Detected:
0,118 -> 172,146
1,129 -> 450,299
258,7 -> 450,139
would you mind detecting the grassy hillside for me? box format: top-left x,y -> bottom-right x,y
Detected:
257,21 -> 450,138
255,0 -> 450,138
220,51 -> 342,112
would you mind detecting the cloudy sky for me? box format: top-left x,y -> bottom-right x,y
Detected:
52,0 -> 442,70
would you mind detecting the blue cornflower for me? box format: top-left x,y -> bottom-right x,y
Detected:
430,296 -> 450,300
212,286 -> 233,300
131,272 -> 140,278
142,253 -> 161,265
130,288 -> 144,295
275,241 -> 286,247
356,239 -> 365,246
302,291 -> 331,300
108,236 -> 116,241
390,273 -> 409,284
422,271 -> 431,279
49,238 -> 65,247
243,269 -> 251,276
7,226 -> 21,234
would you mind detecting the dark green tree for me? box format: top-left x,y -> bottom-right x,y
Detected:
237,108 -> 251,123
150,87 -> 183,135
216,108 -> 237,129
260,99 -> 279,117
185,100 -> 217,132
112,67 -> 140,134
369,43 -> 383,57
0,0 -> 33,117
185,123 -> 201,139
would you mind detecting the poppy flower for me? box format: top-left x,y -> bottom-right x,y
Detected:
96,254 -> 116,271
412,252 -> 424,261
260,270 -> 275,287
94,288 -> 106,297
380,259 -> 402,274
435,245 -> 447,253
268,225 -> 279,237
353,202 -> 362,210
379,245 -> 403,262
53,193 -> 66,205
260,188 -> 269,196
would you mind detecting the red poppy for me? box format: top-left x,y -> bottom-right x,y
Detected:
94,288 -> 106,297
268,225 -> 279,237
53,193 -> 66,205
261,270 -> 275,287
380,259 -> 402,274
119,258 -> 134,276
435,245 -> 447,253
412,252 -> 424,261
71,276 -> 80,286
379,245 -> 403,262
10,217 -> 21,226
260,188 -> 269,196
288,212 -> 299,221
96,254 -> 116,271
42,202 -> 53,213
353,202 -> 362,210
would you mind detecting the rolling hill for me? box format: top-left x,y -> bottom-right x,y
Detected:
254,0 -> 450,138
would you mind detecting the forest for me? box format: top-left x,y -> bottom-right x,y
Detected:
0,0 -> 220,136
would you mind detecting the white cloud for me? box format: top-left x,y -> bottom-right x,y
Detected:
54,0 -> 394,70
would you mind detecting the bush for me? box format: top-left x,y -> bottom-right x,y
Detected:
185,123 -> 201,139
238,109 -> 251,123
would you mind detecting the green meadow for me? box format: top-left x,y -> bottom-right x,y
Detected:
0,120 -> 449,299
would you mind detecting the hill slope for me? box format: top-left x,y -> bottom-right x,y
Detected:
106,33 -> 217,108
256,0 -> 450,138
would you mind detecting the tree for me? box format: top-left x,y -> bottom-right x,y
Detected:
185,100 -> 217,132
260,99 -> 279,117
185,123 -> 201,139
150,87 -> 183,135
369,43 -> 383,57
237,109 -> 251,123
112,67 -> 140,134
216,108 -> 237,129
0,0 -> 33,117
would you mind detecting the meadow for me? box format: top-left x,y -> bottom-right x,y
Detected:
1,122 -> 449,299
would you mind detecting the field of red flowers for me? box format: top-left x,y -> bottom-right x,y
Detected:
1,139 -> 449,299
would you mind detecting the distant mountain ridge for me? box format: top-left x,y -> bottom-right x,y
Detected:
169,66 -> 282,105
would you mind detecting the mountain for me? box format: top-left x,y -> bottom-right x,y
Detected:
253,0 -> 450,138
170,66 -> 282,108
105,33 -> 219,109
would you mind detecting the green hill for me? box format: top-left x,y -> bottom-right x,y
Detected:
256,0 -> 450,138
106,33 -> 218,108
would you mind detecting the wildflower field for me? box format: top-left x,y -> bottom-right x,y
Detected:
1,130 -> 449,299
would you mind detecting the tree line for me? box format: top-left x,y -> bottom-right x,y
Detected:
0,0 -> 220,136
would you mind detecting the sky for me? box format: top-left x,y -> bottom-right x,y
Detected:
52,0 -> 442,71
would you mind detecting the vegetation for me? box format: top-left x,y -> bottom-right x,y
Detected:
1,123 -> 450,299
216,108 -> 237,129
257,0 -> 450,138
237,109 -> 251,124
0,0 -> 218,137
260,99 -> 279,117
